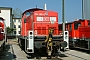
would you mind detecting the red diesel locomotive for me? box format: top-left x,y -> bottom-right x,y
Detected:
0,17 -> 6,51
58,19 -> 90,51
18,8 -> 67,57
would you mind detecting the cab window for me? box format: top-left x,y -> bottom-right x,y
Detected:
58,25 -> 62,30
69,24 -> 72,31
74,22 -> 81,30
88,21 -> 90,26
65,24 -> 68,30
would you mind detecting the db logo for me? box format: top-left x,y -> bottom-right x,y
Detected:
43,17 -> 49,21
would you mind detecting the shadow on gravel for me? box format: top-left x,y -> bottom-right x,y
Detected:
70,48 -> 90,54
26,51 -> 68,60
0,44 -> 16,60
59,53 -> 68,57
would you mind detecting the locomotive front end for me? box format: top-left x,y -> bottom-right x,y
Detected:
32,10 -> 63,57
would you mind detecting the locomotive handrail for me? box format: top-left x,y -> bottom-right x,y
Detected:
33,22 -> 58,23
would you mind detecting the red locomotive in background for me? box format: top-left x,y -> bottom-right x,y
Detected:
18,7 -> 68,57
58,19 -> 90,51
0,17 -> 6,51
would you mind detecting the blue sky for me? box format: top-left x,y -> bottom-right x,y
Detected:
0,0 -> 82,23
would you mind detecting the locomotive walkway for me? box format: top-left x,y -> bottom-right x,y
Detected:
12,44 -> 28,60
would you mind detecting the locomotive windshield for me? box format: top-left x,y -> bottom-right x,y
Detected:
0,19 -> 3,23
26,12 -> 32,17
74,22 -> 81,30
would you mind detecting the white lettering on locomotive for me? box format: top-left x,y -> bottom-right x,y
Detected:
36,17 -> 56,22
35,13 -> 38,15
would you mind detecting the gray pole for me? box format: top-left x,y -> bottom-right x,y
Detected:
82,0 -> 85,19
82,0 -> 84,19
62,0 -> 65,39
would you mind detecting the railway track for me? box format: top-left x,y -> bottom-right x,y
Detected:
0,39 -> 90,60
0,44 -> 16,60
